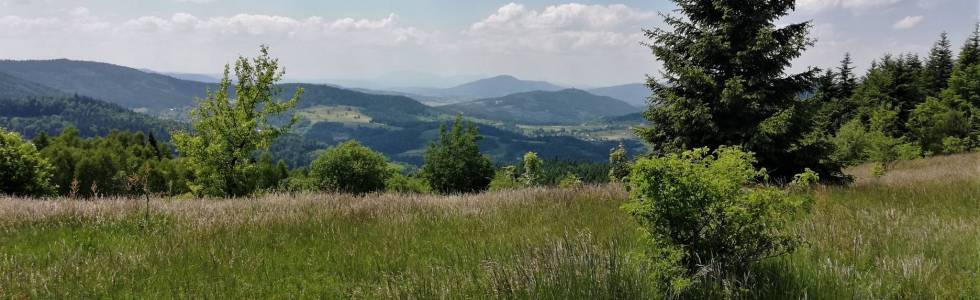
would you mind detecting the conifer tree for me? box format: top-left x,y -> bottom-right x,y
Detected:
638,0 -> 838,180
924,32 -> 954,95
956,23 -> 980,71
838,53 -> 857,98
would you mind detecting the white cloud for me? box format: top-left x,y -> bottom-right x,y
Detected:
465,3 -> 657,53
798,0 -> 905,12
0,3 -> 663,86
893,15 -> 924,29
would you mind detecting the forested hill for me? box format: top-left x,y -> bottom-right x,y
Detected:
0,95 -> 178,139
0,71 -> 64,99
279,83 -> 441,124
0,59 -> 210,112
442,89 -> 641,125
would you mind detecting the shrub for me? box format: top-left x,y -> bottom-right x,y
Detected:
623,147 -> 809,291
385,173 -> 430,194
310,140 -> 390,194
557,172 -> 584,189
608,144 -> 631,183
489,166 -> 522,191
420,116 -> 494,194
832,119 -> 921,166
907,96 -> 972,154
0,129 -> 56,197
520,152 -> 542,186
942,136 -> 969,154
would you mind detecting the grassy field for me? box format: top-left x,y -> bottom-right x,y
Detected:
295,105 -> 377,125
0,154 -> 977,298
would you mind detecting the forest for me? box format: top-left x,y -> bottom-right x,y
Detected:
0,0 -> 978,298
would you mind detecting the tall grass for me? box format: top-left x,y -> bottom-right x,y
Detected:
0,153 -> 976,298
0,186 -> 650,298
751,152 -> 980,299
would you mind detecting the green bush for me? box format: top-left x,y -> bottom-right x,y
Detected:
520,152 -> 542,186
385,173 -> 430,194
608,144 -> 631,183
310,141 -> 390,194
489,166 -> 522,191
942,136 -> 970,154
907,96 -> 972,154
557,172 -> 584,189
832,119 -> 921,166
0,128 -> 56,197
623,147 -> 809,292
420,116 -> 494,194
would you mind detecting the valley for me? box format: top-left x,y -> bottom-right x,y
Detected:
0,59 -> 648,167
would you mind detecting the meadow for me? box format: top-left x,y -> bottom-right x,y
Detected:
0,153 -> 977,298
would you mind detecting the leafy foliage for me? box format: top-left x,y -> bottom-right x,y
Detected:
624,147 -> 809,291
310,141 -> 391,194
172,46 -> 301,197
420,116 -> 494,194
0,128 -> 55,196
489,166 -> 522,191
520,152 -> 543,186
36,128 -> 192,197
607,144 -> 630,183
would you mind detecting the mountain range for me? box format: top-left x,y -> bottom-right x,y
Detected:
0,59 -> 646,166
443,89 -> 640,125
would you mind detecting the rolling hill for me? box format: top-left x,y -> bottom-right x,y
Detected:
0,59 -> 210,112
392,75 -> 566,101
587,83 -> 650,107
0,59 -> 644,167
442,89 -> 641,125
0,71 -> 64,99
0,71 -> 176,138
0,95 -> 178,140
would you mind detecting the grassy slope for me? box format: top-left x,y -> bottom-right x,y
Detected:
0,154 -> 977,298
754,152 -> 980,299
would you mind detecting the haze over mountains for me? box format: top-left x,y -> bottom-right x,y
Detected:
0,58 -> 648,165
443,89 -> 640,125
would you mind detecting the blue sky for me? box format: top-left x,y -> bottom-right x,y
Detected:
0,0 -> 977,87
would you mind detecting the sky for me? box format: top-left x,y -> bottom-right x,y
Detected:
0,0 -> 977,88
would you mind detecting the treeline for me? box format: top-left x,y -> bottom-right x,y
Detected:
815,30 -> 980,170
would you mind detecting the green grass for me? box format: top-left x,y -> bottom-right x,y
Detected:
0,154 -> 977,298
0,188 -> 654,298
296,105 -> 376,125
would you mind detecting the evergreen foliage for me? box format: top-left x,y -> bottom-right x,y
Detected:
924,32 -> 955,95
638,0 -> 840,180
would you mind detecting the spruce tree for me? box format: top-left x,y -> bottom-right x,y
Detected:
838,53 -> 857,98
638,0 -> 838,180
924,32 -> 954,95
956,23 -> 980,71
